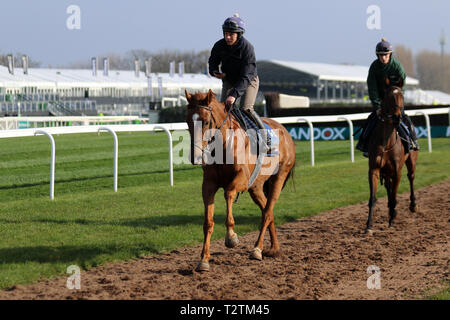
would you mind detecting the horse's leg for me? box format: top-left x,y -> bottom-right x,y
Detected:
366,168 -> 380,234
224,189 -> 239,248
252,174 -> 287,260
406,151 -> 418,212
196,181 -> 218,272
248,184 -> 268,260
384,176 -> 396,227
388,171 -> 401,227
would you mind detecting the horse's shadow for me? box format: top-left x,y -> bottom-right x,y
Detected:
0,213 -> 262,266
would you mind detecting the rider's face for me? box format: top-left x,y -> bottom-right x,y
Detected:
224,32 -> 238,46
378,53 -> 390,65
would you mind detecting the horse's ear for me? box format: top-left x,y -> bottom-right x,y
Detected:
207,89 -> 216,105
185,90 -> 192,103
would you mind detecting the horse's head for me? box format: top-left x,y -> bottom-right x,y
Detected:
381,77 -> 404,126
185,89 -> 220,164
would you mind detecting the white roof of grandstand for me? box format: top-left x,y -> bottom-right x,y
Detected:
0,65 -> 221,89
269,60 -> 420,85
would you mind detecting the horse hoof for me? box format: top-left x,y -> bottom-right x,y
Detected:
225,235 -> 239,248
250,247 -> 263,261
409,204 -> 418,213
365,229 -> 373,236
264,248 -> 281,258
195,261 -> 210,272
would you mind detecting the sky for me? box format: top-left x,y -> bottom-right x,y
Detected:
0,0 -> 448,68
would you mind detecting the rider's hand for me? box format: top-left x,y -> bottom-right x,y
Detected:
225,96 -> 236,107
213,72 -> 226,79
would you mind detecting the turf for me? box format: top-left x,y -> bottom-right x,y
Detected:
0,131 -> 449,289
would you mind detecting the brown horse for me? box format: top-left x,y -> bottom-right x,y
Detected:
185,89 -> 296,271
365,79 -> 418,234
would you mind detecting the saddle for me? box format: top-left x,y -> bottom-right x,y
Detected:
230,108 -> 279,157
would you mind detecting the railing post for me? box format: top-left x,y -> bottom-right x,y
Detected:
153,125 -> 173,186
415,111 -> 432,153
98,126 -> 118,192
34,130 -> 55,200
297,117 -> 314,166
338,116 -> 354,163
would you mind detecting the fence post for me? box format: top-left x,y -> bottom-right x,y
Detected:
297,117 -> 314,166
98,126 -> 118,192
338,116 -> 354,163
153,125 -> 173,186
34,130 -> 55,200
415,111 -> 432,153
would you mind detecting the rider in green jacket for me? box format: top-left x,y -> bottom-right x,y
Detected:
356,38 -> 419,157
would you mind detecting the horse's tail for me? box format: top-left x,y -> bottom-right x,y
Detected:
283,161 -> 296,192
262,160 -> 296,198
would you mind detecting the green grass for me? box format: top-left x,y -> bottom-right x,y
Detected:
0,132 -> 449,290
427,286 -> 450,300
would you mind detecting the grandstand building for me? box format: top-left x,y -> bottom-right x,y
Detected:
0,57 -> 221,118
257,60 -> 420,104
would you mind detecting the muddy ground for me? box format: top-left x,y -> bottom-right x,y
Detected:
1,180 -> 449,300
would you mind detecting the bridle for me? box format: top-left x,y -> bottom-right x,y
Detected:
378,87 -> 404,153
191,103 -> 235,163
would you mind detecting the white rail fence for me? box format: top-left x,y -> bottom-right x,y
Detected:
0,107 -> 448,200
0,116 -> 143,130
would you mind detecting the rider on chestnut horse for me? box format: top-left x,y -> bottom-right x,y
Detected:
356,38 -> 419,157
208,14 -> 271,154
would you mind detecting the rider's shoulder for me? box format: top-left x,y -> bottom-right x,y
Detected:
369,59 -> 381,71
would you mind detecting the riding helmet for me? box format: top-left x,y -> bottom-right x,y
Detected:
222,13 -> 245,35
376,37 -> 393,55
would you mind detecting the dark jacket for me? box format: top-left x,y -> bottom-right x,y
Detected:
208,37 -> 258,99
367,56 -> 406,110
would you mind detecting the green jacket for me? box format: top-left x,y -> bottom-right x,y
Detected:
367,56 -> 406,110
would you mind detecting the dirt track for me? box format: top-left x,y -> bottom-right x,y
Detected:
1,180 -> 449,300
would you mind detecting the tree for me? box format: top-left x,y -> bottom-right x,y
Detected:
0,52 -> 41,68
64,49 -> 210,74
394,45 -> 415,78
125,49 -> 209,74
416,50 -> 450,93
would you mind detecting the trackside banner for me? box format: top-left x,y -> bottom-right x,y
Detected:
285,126 -> 450,141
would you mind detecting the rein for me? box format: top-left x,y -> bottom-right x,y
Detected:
380,130 -> 399,154
195,104 -> 235,160
377,101 -> 403,154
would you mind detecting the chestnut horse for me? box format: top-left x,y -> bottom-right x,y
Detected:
185,89 -> 296,271
365,79 -> 418,234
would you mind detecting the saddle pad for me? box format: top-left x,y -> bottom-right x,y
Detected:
231,109 -> 279,156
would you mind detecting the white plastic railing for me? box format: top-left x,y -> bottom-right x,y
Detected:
153,125 -> 173,186
0,107 -> 448,199
338,116 -> 355,163
0,116 -> 142,130
34,130 -> 55,200
296,118 -> 315,166
98,127 -> 118,192
414,111 -> 432,153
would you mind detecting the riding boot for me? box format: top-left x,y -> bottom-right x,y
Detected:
356,133 -> 366,152
402,114 -> 419,150
244,109 -> 270,154
356,114 -> 371,153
